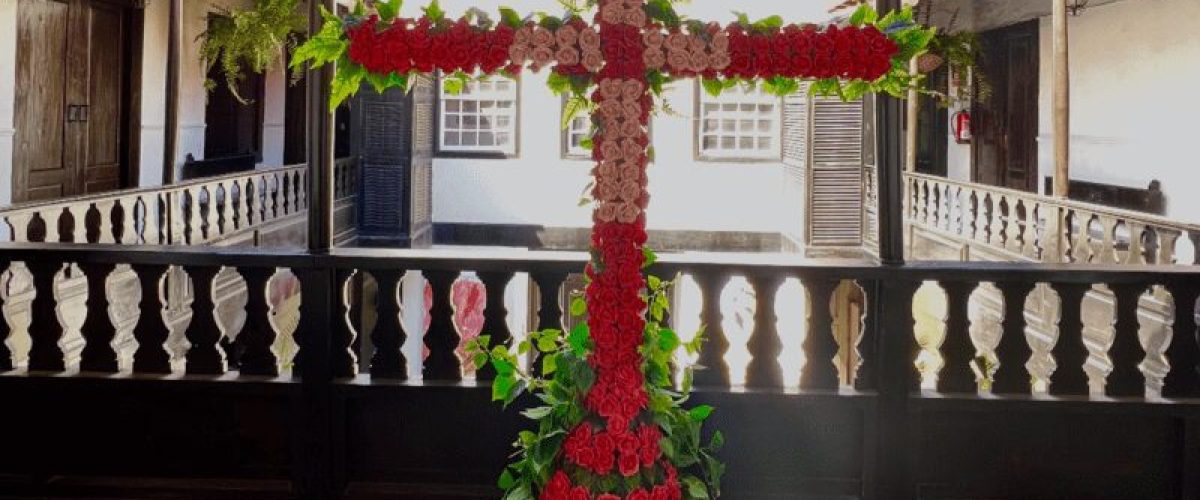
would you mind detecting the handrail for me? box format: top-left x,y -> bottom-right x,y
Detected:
905,171 -> 1200,233
903,171 -> 1200,265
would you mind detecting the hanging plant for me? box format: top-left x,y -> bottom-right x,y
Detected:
917,3 -> 991,106
199,0 -> 307,103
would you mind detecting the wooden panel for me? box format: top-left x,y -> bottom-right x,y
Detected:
13,0 -> 71,202
83,1 -> 125,194
974,21 -> 1039,193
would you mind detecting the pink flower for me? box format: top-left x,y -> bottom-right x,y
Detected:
623,8 -> 646,27
617,202 -> 641,223
582,50 -> 605,71
667,50 -> 690,71
666,32 -> 689,51
600,79 -> 624,100
619,180 -> 641,202
643,30 -> 665,48
508,44 -> 530,65
689,51 -> 711,72
621,80 -> 644,101
620,121 -> 642,139
531,46 -> 555,68
712,32 -> 730,51
579,28 -> 601,51
643,49 -> 666,70
514,27 -> 533,46
555,25 -> 579,47
597,202 -> 618,222
532,27 -> 555,47
556,47 -> 580,66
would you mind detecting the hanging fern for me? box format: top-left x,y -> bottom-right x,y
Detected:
200,0 -> 307,103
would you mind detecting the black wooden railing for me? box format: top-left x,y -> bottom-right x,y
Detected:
0,245 -> 1197,499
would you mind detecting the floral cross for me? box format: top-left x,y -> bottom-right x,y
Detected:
295,1 -> 932,499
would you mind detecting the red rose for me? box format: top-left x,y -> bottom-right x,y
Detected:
618,451 -> 640,477
628,489 -> 650,500
569,487 -> 590,500
597,495 -> 620,500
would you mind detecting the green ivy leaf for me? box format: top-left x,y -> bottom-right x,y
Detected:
541,353 -> 558,377
330,60 -> 365,110
499,7 -> 524,29
567,322 -> 590,357
645,0 -> 681,28
522,405 -> 553,420
682,475 -> 710,500
701,78 -> 724,98
642,247 -> 658,269
498,468 -> 516,490
709,430 -> 725,452
492,372 -> 516,402
422,0 -> 445,23
658,328 -> 680,353
377,0 -> 403,21
570,296 -> 587,317
689,405 -> 714,422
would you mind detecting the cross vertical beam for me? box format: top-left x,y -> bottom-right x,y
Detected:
307,0 -> 336,253
874,13 -> 906,266
1052,0 -> 1070,198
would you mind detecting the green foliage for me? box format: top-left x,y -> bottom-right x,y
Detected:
466,248 -> 724,499
376,0 -> 403,22
200,0 -> 306,103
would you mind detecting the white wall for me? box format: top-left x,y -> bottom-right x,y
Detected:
429,0 -> 829,235
941,0 -> 1200,223
433,72 -> 790,233
0,0 -> 19,205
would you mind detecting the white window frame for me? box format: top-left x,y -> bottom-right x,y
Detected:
562,104 -> 592,159
696,84 -> 783,161
438,76 -> 519,156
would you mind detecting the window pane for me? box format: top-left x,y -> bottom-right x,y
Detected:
758,120 -> 772,132
721,120 -> 735,133
703,136 -> 718,150
462,132 -> 478,145
446,115 -> 461,129
446,100 -> 461,112
463,115 -> 478,129
721,136 -> 736,149
758,137 -> 773,150
496,132 -> 511,146
445,132 -> 461,146
739,137 -> 754,150
703,119 -> 719,132
479,132 -> 495,146
739,119 -> 754,131
463,101 -> 478,113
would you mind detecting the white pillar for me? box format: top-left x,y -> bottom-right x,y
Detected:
1052,0 -> 1070,197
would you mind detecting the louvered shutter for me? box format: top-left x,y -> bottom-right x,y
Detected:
781,86 -> 809,249
409,76 -> 435,247
805,96 -> 865,247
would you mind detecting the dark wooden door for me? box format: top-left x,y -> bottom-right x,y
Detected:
973,21 -> 1039,192
13,0 -> 72,201
13,0 -> 130,202
915,67 -> 948,176
82,0 -> 126,193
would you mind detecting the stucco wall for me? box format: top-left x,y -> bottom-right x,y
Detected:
941,0 -> 1200,223
0,0 -> 18,205
429,0 -> 830,234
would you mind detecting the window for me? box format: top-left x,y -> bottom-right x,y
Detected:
697,85 -> 782,161
563,106 -> 592,159
439,77 -> 518,156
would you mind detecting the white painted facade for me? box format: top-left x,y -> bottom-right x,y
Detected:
941,0 -> 1200,223
430,0 -> 835,236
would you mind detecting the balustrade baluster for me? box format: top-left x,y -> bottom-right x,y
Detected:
244,179 -> 257,227
854,281 -> 880,391
27,260 -> 65,371
966,190 -> 979,241
369,269 -> 406,379
1127,223 -> 1147,265
332,269 -> 360,378
917,180 -> 928,225
1099,217 -> 1118,264
940,280 -> 978,393
1005,200 -> 1022,253
1024,202 -> 1041,259
1107,283 -> 1147,397
1049,283 -> 1090,396
693,271 -> 731,387
1071,212 -> 1093,263
67,205 -> 88,243
745,274 -> 784,389
993,282 -> 1035,394
184,266 -> 225,375
78,262 -> 118,372
1155,227 -> 1179,265
215,185 -> 228,237
0,261 -> 10,371
800,277 -> 839,391
476,271 -> 515,381
238,267 -> 278,376
270,174 -> 281,220
529,271 -> 567,376
1189,232 -> 1200,265
93,200 -> 115,243
1162,283 -> 1200,399
131,264 -> 171,374
989,196 -> 1006,247
122,197 -> 139,244
424,270 -> 462,381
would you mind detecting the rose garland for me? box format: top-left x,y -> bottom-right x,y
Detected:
294,2 -> 934,499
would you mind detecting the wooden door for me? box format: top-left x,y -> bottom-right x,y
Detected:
13,0 -> 72,201
973,21 -> 1039,192
81,0 -> 126,193
13,0 -> 130,202
915,67 -> 948,176
204,16 -> 264,162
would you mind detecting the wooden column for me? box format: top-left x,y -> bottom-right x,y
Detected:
1052,0 -> 1070,198
905,57 -> 919,173
161,0 -> 181,185
307,0 -> 337,253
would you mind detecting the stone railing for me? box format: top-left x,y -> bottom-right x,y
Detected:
904,172 -> 1200,265
0,159 -> 360,247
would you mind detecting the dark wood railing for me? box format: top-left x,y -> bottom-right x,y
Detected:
0,244 -> 1196,498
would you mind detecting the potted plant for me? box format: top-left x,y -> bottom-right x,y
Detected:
917,5 -> 991,106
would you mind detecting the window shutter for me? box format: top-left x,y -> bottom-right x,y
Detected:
805,95 -> 865,247
781,85 -> 809,249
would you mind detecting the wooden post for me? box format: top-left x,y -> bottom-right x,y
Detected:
1052,0 -> 1070,198
161,0 -> 182,185
307,0 -> 337,253
1047,0 -> 1071,262
905,57 -> 919,173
